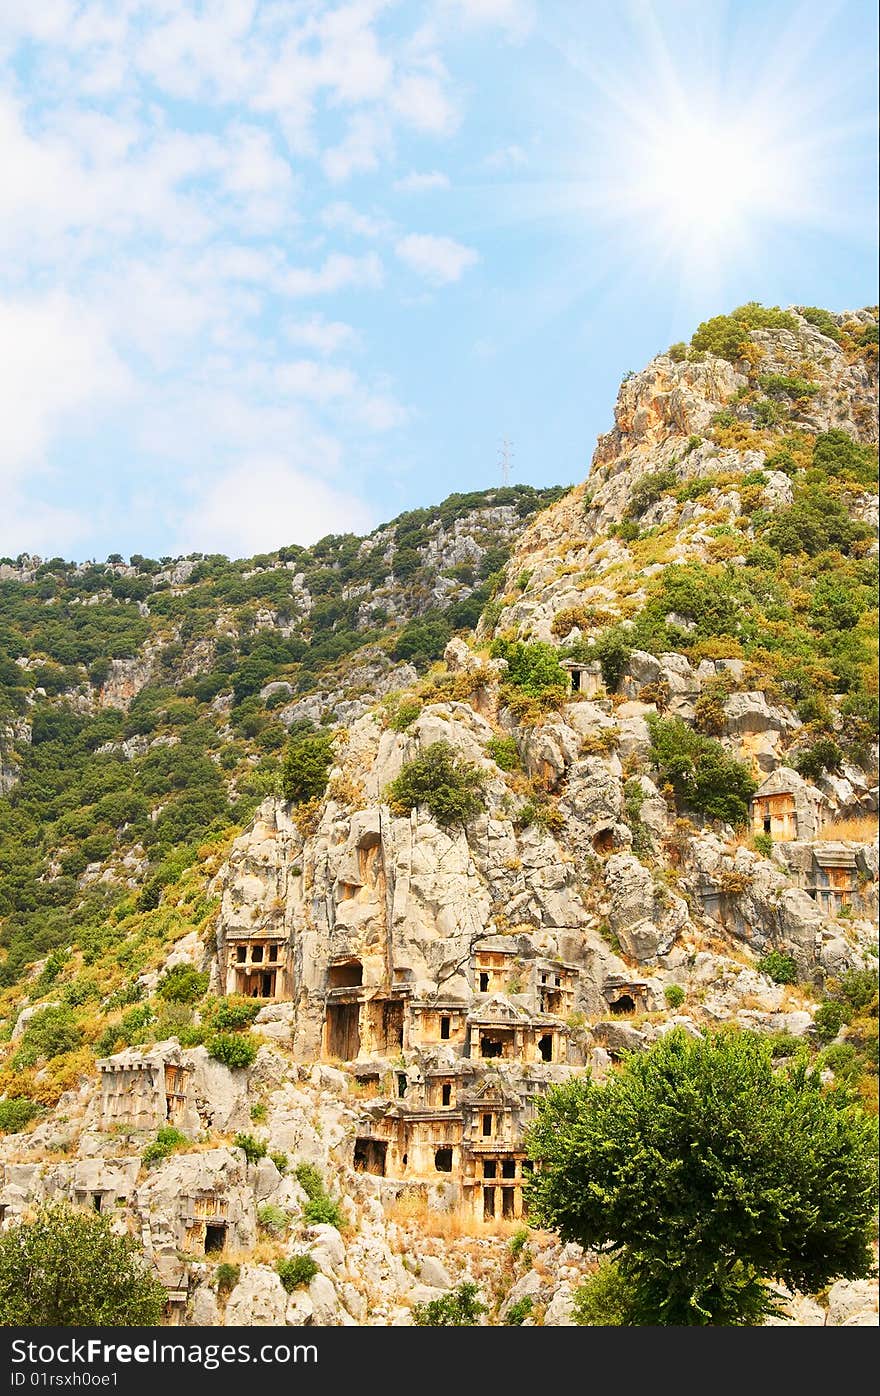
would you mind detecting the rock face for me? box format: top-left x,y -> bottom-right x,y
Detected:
0,306 -> 876,1328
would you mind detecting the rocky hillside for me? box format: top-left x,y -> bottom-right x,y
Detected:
0,304 -> 877,1328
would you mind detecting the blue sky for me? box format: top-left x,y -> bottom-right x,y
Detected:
1,0 -> 877,562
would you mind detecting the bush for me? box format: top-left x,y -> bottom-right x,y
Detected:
647,715 -> 757,826
664,985 -> 686,1009
142,1127 -> 188,1166
753,833 -> 775,858
270,1151 -> 289,1175
626,468 -> 677,518
0,1201 -> 166,1325
294,1163 -> 344,1229
233,1132 -> 267,1165
508,1227 -> 530,1259
387,741 -> 486,828
592,626 -> 632,691
257,1203 -> 290,1236
276,1255 -> 319,1292
668,342 -> 687,362
489,639 -> 569,699
505,1296 -> 533,1325
813,1000 -> 847,1045
413,1281 -> 486,1326
208,1033 -> 259,1069
12,1006 -> 84,1068
282,732 -> 335,804
794,739 -> 843,781
157,963 -> 209,1004
208,997 -> 261,1031
486,735 -> 520,771
0,1098 -> 41,1134
571,1259 -> 638,1326
834,969 -> 879,1013
756,951 -> 798,985
214,1262 -> 240,1294
388,698 -> 423,731
690,304 -> 798,362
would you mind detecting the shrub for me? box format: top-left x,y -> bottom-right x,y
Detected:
571,1259 -> 638,1326
142,1126 -> 188,1166
813,1000 -> 847,1045
214,1262 -> 240,1294
489,639 -> 569,699
233,1132 -> 267,1165
508,1227 -> 530,1259
756,951 -> 798,985
388,698 -> 423,731
646,715 -> 756,826
690,304 -> 798,362
505,1296 -> 533,1324
834,969 -> 879,1014
664,985 -> 686,1009
12,1006 -> 84,1068
208,997 -> 262,1031
413,1281 -> 486,1326
799,307 -> 841,342
257,1203 -> 290,1236
270,1151 -> 289,1175
593,626 -> 632,690
0,1201 -> 166,1325
276,1255 -> 319,1292
795,739 -> 843,781
387,741 -> 486,828
208,1033 -> 259,1069
626,468 -> 677,518
0,1098 -> 41,1134
282,732 -> 335,805
157,963 -> 209,1004
486,735 -> 520,771
294,1162 -> 344,1229
758,374 -> 819,400
668,342 -> 687,362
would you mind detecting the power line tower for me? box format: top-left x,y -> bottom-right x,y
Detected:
499,438 -> 514,486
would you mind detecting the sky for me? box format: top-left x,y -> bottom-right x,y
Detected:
0,0 -> 877,563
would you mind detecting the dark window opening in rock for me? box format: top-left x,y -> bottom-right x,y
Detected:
441,1084 -> 452,1106
382,1000 -> 404,1051
402,1153 -> 408,1167
483,1187 -> 496,1220
479,972 -> 490,992
502,1159 -> 516,1179
92,1193 -> 103,1212
326,1002 -> 361,1060
251,945 -> 264,963
254,970 -> 275,997
329,960 -> 363,989
483,1159 -> 497,1179
502,1189 -> 515,1219
440,1016 -> 451,1040
354,1137 -> 387,1176
482,1113 -> 493,1137
268,944 -> 279,962
593,828 -> 614,854
541,991 -> 562,1014
763,810 -> 772,835
610,995 -> 635,1016
538,1033 -> 553,1062
397,1073 -> 407,1098
434,1147 -> 453,1173
236,945 -> 246,962
480,1035 -> 503,1058
204,1223 -> 227,1254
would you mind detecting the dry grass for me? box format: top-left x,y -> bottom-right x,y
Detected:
819,815 -> 878,842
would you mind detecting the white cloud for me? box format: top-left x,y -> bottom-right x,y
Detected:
394,170 -> 450,192
395,232 -> 478,284
321,201 -> 388,238
283,316 -> 358,354
322,110 -> 390,181
483,142 -> 528,170
178,457 -> 376,557
441,0 -> 535,40
0,291 -> 129,482
279,251 -> 384,296
391,71 -> 458,134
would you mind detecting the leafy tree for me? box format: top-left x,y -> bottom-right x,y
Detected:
756,951 -> 798,985
281,731 -> 335,804
525,1029 -> 877,1325
489,638 -> 569,698
647,715 -> 757,826
413,1280 -> 486,1326
157,963 -> 209,1003
208,1033 -> 259,1069
386,741 -> 486,827
0,1201 -> 166,1325
795,738 -> 844,781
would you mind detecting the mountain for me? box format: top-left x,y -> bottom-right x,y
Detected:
0,304 -> 877,1327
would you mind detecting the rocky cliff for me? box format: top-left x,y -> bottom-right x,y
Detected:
0,304 -> 877,1327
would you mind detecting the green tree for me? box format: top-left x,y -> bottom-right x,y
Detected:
281,731 -> 335,804
647,715 -> 757,826
0,1201 -> 166,1325
525,1029 -> 877,1326
386,741 -> 486,827
412,1280 -> 486,1326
